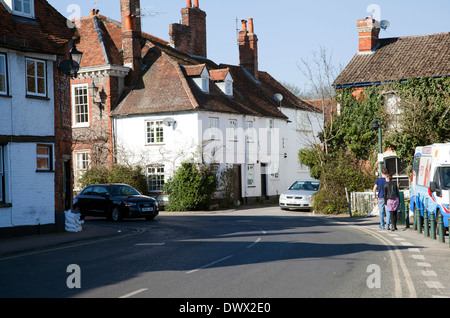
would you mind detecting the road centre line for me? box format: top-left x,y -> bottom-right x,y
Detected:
247,237 -> 262,249
186,255 -> 234,274
118,288 -> 148,298
135,243 -> 165,246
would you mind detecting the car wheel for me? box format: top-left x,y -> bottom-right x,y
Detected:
111,206 -> 122,222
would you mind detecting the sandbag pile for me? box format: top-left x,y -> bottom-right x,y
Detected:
64,210 -> 83,232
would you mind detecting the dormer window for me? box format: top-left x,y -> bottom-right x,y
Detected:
201,74 -> 209,93
4,0 -> 35,18
210,68 -> 233,97
225,80 -> 233,96
183,64 -> 209,94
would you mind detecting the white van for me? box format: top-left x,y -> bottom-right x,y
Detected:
410,143 -> 450,229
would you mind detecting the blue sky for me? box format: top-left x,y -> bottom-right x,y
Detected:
49,0 -> 449,91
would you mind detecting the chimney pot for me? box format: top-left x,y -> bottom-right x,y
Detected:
125,15 -> 136,31
90,9 -> 96,16
248,18 -> 254,34
241,20 -> 247,31
187,0 -> 192,7
194,0 -> 199,8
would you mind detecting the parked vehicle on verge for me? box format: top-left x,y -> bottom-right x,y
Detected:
279,179 -> 320,211
410,143 -> 450,232
73,184 -> 159,221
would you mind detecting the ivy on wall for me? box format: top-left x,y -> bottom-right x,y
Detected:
299,76 -> 449,214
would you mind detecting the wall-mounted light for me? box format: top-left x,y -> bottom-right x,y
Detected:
88,80 -> 108,118
58,42 -> 83,78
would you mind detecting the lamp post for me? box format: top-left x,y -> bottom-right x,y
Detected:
371,116 -> 383,175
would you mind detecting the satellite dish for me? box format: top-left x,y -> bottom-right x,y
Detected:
380,20 -> 390,31
274,93 -> 284,103
163,117 -> 176,127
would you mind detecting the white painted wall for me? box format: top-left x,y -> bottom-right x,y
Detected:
0,49 -> 56,228
278,107 -> 324,190
114,107 -> 323,200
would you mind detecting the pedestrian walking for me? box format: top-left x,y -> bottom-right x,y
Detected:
373,168 -> 389,229
383,173 -> 400,231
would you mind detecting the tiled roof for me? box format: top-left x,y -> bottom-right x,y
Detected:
75,12 -> 308,120
76,15 -> 123,67
210,69 -> 230,81
333,32 -> 450,88
0,0 -> 74,55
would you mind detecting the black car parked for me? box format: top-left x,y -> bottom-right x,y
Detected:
73,184 -> 158,221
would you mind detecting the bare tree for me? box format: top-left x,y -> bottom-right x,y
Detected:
297,46 -> 342,156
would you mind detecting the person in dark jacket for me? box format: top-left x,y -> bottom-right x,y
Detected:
383,173 -> 400,231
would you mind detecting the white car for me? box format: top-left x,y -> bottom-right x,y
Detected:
279,179 -> 320,211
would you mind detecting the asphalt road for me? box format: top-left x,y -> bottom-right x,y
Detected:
1,206 -> 450,301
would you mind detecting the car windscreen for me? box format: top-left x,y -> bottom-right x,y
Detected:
442,167 -> 450,189
289,181 -> 319,191
110,185 -> 141,196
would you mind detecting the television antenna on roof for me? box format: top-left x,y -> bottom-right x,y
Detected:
136,7 -> 165,18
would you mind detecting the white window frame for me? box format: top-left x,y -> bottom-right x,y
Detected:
202,76 -> 209,93
26,58 -> 46,97
247,164 -> 255,187
36,144 -> 53,171
12,0 -> 34,18
208,117 -> 219,140
225,80 -> 233,96
0,54 -> 8,95
147,165 -> 165,192
146,120 -> 164,144
72,84 -> 90,127
74,150 -> 91,190
228,119 -> 238,141
246,121 -> 255,143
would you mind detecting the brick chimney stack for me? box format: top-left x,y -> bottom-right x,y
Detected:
120,0 -> 142,84
357,16 -> 380,53
239,18 -> 259,81
169,0 -> 207,57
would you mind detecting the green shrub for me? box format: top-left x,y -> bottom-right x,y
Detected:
219,168 -> 238,208
163,162 -> 218,211
78,165 -> 147,194
312,151 -> 374,214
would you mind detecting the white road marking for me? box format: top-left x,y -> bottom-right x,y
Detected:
421,270 -> 437,277
119,288 -> 148,298
425,281 -> 445,289
247,237 -> 261,249
417,262 -> 432,267
186,255 -> 234,274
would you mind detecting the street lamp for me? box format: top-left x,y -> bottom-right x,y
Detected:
88,80 -> 107,118
371,116 -> 383,175
58,42 -> 83,78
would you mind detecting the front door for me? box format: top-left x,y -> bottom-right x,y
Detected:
261,163 -> 268,199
